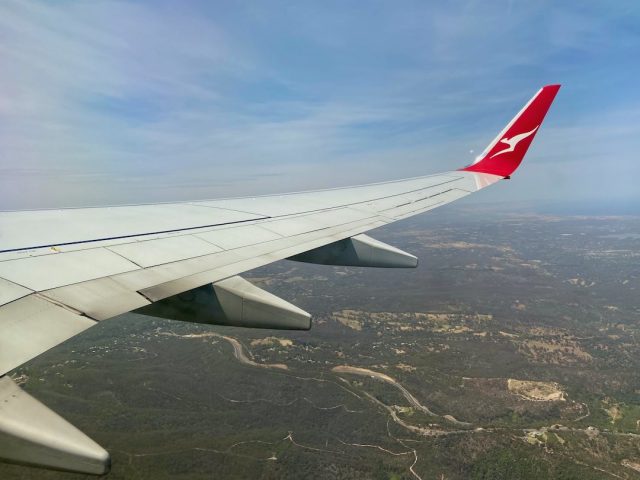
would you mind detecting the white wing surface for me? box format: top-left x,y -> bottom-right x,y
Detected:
0,172 -> 486,373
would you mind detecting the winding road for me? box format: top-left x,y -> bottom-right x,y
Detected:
332,365 -> 471,427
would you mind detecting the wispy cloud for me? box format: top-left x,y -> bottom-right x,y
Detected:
0,0 -> 639,209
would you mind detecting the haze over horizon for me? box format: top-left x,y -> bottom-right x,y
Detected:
1,1 -> 638,212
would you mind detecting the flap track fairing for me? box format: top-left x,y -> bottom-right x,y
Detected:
288,234 -> 418,268
136,276 -> 311,330
0,376 -> 110,475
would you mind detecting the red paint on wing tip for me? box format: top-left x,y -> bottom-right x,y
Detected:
460,84 -> 561,178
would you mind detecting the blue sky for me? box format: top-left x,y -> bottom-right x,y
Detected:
1,0 -> 639,211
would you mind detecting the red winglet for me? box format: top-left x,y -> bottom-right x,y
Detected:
461,84 -> 560,177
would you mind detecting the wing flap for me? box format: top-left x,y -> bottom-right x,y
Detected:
0,296 -> 96,376
41,278 -> 151,321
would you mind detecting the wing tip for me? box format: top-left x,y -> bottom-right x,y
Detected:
460,84 -> 561,177
542,83 -> 562,94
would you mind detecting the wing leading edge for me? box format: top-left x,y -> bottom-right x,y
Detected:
0,85 -> 560,474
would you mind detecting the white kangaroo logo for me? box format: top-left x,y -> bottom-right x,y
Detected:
491,126 -> 539,158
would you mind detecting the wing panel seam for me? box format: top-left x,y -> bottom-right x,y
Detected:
0,216 -> 270,254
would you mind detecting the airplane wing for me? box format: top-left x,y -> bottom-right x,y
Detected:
0,85 -> 560,474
